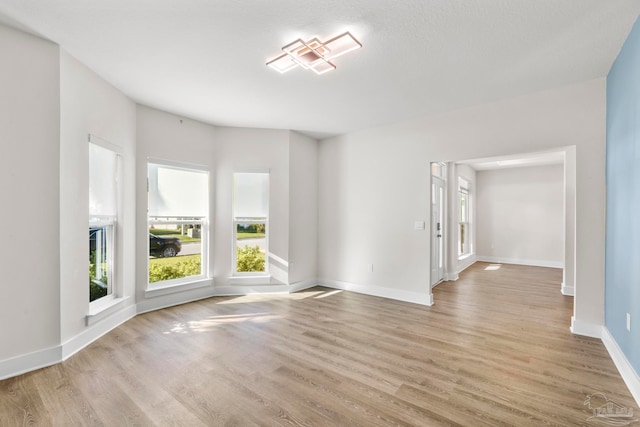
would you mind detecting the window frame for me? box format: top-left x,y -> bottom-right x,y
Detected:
458,178 -> 471,257
88,137 -> 122,308
233,218 -> 269,276
232,171 -> 270,276
146,160 -> 210,288
89,219 -> 115,303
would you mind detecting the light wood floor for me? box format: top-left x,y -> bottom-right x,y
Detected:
1,262 -> 637,426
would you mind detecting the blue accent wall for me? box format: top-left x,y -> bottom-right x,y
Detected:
606,15 -> 640,374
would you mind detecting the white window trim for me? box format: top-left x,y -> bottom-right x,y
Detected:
458,179 -> 471,258
89,220 -> 116,298
89,135 -> 122,310
232,170 -> 270,277
147,217 -> 209,288
147,157 -> 209,173
146,159 -> 210,290
87,296 -> 130,324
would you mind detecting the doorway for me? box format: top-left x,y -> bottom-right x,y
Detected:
431,163 -> 446,286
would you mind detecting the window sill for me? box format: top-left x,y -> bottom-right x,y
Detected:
87,296 -> 131,326
145,277 -> 214,298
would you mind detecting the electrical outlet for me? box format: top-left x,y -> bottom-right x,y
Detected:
627,313 -> 631,332
367,263 -> 374,273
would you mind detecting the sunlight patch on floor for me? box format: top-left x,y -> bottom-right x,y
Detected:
314,289 -> 343,299
162,312 -> 280,334
214,289 -> 339,304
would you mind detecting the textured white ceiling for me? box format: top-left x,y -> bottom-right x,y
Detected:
1,0 -> 639,139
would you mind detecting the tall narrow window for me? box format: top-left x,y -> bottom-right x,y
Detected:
458,178 -> 471,256
89,141 -> 120,303
233,172 -> 269,275
148,162 -> 209,285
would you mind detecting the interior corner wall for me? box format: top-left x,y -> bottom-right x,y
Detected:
605,15 -> 640,374
318,78 -> 605,331
59,50 -> 137,343
135,105 -> 218,310
214,126 -> 290,285
0,24 -> 61,363
476,165 -> 564,268
288,131 -> 319,285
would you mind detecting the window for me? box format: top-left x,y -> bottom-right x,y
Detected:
458,178 -> 471,256
147,162 -> 209,286
89,141 -> 120,303
233,172 -> 269,275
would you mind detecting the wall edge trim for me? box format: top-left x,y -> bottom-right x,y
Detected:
318,279 -> 433,306
602,326 -> 640,407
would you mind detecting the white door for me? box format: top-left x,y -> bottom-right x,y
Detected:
431,177 -> 445,286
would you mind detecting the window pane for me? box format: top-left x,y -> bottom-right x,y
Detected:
236,222 -> 266,273
459,223 -> 467,255
148,221 -> 203,283
89,141 -> 118,303
89,226 -> 110,302
148,164 -> 208,217
459,192 -> 467,222
234,173 -> 269,218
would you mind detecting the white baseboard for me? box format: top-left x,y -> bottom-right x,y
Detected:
0,304 -> 138,380
214,279 -> 319,296
137,286 -> 221,314
62,304 -> 137,360
570,316 -> 602,338
561,282 -> 575,296
477,256 -> 564,269
432,280 -> 445,288
601,327 -> 640,407
458,254 -> 477,273
0,346 -> 61,381
289,279 -> 319,293
319,279 -> 433,306
441,256 -> 477,284
212,284 -> 291,296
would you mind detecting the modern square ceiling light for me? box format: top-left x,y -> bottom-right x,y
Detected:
266,32 -> 362,75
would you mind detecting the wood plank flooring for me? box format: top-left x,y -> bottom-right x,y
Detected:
1,262 -> 637,426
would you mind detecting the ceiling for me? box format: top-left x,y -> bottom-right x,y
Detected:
1,1 -> 639,140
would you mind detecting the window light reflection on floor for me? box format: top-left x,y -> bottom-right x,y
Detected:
314,290 -> 343,299
162,312 -> 280,334
484,264 -> 502,271
160,289 -> 348,334
214,289 -> 343,304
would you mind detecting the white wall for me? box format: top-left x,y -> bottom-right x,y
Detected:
214,126 -> 290,285
476,164 -> 564,268
318,78 -> 605,334
135,105 -> 218,311
318,133 -> 432,305
0,25 -> 61,363
289,132 -> 318,285
59,51 -> 137,343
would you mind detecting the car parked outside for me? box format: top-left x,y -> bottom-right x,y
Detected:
149,233 -> 181,257
90,229 -> 182,257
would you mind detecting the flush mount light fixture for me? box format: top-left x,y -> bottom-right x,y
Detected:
266,31 -> 362,75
